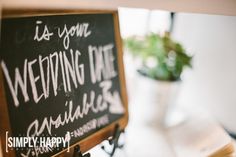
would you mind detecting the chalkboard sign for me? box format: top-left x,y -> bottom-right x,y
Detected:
0,10 -> 128,157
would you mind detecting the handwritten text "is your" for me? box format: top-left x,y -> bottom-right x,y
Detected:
34,20 -> 91,49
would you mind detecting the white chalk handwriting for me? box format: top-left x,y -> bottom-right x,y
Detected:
33,20 -> 91,50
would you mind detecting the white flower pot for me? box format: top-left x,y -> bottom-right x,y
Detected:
136,74 -> 181,127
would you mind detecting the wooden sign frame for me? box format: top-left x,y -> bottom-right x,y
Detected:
0,9 -> 128,157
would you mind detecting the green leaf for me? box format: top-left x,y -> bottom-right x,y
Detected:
123,33 -> 193,81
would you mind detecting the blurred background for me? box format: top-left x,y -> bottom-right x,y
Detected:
119,7 -> 236,134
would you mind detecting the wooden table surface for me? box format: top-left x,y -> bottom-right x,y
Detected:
88,93 -> 235,157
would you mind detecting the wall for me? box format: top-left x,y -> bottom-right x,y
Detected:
173,13 -> 236,133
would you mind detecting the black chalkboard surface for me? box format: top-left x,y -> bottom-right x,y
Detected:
0,11 -> 128,157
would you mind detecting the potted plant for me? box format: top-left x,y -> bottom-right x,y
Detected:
124,32 -> 192,126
